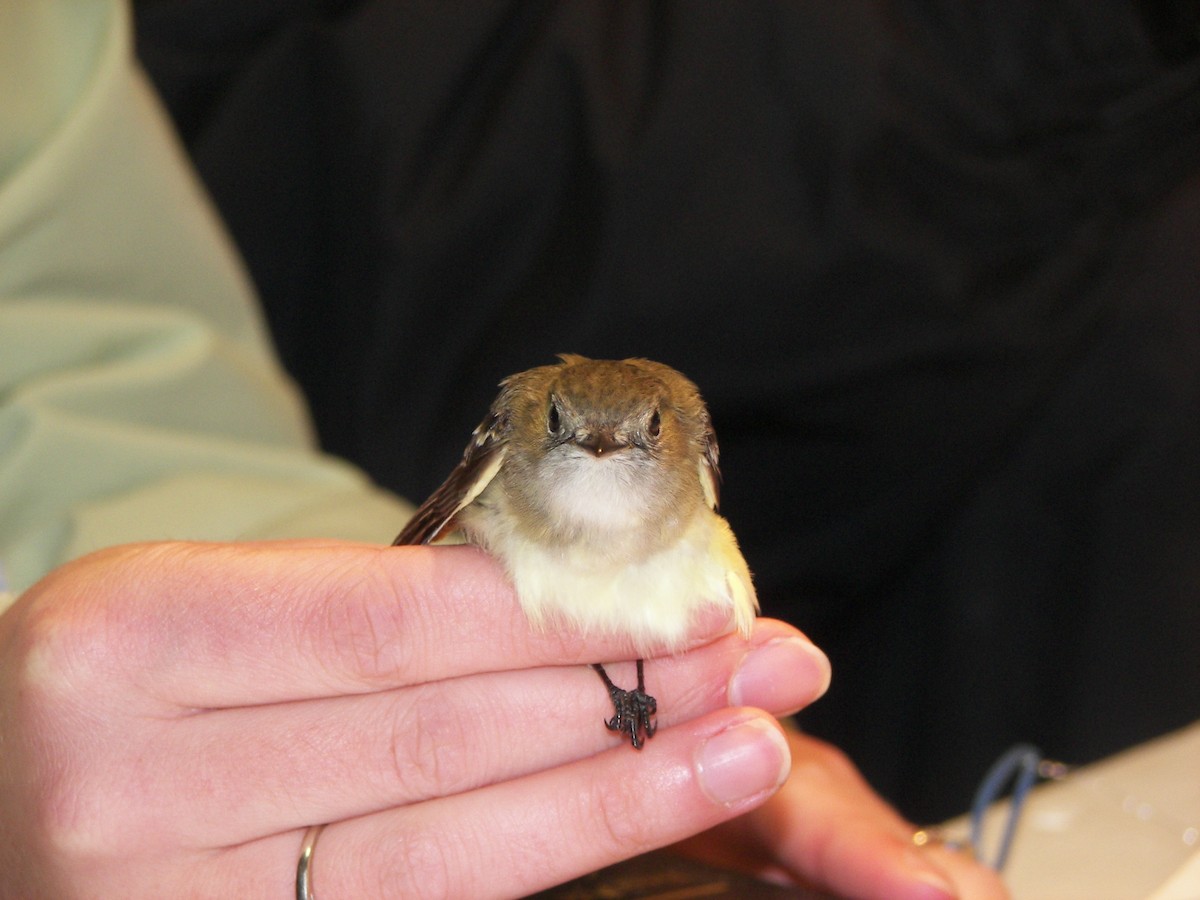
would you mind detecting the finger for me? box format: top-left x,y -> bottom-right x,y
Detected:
919,842 -> 1010,900
107,620 -> 830,848
73,708 -> 792,897
22,541 -> 740,711
728,732 -> 1007,900
791,819 -> 1007,900
302,708 -> 793,898
907,844 -> 1012,900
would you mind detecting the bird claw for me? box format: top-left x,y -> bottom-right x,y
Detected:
603,687 -> 657,749
593,660 -> 657,750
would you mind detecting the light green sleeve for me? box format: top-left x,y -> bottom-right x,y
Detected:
0,0 -> 411,596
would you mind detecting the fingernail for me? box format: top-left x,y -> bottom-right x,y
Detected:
695,718 -> 790,807
729,637 -> 832,713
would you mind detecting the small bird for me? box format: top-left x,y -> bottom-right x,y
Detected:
393,354 -> 758,748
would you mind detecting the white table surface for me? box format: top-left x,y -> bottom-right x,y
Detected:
942,721 -> 1200,899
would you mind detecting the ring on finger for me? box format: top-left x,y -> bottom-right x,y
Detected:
296,823 -> 326,900
912,828 -> 972,857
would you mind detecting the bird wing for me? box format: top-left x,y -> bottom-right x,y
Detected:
698,406 -> 722,511
393,409 -> 508,546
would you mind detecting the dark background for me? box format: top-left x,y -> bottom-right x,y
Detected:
135,0 -> 1200,823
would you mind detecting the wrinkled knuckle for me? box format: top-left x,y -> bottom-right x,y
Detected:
38,789 -> 104,861
1,576 -> 107,875
13,608 -> 82,704
385,688 -> 473,801
374,827 -> 457,899
14,543 -> 191,696
3,546 -> 185,871
15,580 -> 111,706
23,755 -> 127,878
586,775 -> 655,855
307,554 -> 410,686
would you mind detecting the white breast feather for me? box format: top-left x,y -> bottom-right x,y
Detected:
542,451 -> 647,533
459,450 -> 758,654
487,507 -> 757,656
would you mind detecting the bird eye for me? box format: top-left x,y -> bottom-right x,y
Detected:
547,400 -> 562,435
647,408 -> 662,438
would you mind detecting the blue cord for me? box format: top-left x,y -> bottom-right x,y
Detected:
969,743 -> 1045,870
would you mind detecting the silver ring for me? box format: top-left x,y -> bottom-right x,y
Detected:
296,824 -> 326,900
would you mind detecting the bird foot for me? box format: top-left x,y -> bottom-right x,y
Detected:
592,661 -> 657,750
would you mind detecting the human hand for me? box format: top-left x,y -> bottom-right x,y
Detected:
0,541 -> 830,897
676,729 -> 1010,899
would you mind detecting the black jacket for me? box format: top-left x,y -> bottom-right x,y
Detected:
136,0 -> 1200,822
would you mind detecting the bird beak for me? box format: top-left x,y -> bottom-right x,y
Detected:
574,429 -> 627,456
